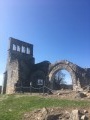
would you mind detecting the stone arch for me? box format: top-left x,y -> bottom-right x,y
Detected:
48,60 -> 77,90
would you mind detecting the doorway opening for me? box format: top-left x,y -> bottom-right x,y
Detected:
53,69 -> 73,90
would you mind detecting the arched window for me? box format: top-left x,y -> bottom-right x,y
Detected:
22,46 -> 25,53
13,44 -> 16,51
27,47 -> 30,54
17,45 -> 20,52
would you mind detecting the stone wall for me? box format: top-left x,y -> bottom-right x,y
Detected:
29,61 -> 50,92
6,60 -> 19,94
0,86 -> 2,94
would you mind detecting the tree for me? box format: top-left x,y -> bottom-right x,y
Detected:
54,71 -> 66,84
53,71 -> 66,89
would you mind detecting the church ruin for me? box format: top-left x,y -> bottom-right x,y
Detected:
3,37 -> 90,94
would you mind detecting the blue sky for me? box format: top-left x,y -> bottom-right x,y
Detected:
0,0 -> 90,85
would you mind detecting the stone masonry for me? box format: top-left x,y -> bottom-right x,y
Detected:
0,86 -> 2,94
3,37 -> 90,94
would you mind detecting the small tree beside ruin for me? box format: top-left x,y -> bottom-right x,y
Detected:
53,71 -> 66,90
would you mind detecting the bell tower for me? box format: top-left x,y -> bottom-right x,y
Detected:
3,37 -> 35,94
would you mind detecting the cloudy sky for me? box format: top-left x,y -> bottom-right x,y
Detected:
0,0 -> 90,85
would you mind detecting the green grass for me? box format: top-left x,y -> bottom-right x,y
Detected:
0,94 -> 90,120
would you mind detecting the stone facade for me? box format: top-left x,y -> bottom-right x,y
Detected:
3,38 -> 90,94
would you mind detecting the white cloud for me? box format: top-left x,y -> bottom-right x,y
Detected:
0,73 -> 3,86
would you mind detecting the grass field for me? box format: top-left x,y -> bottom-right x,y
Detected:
0,94 -> 90,120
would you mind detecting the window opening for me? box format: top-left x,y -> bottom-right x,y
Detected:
13,44 -> 16,51
17,45 -> 20,52
22,46 -> 25,53
27,47 -> 30,54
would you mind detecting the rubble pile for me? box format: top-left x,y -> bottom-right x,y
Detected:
23,107 -> 90,120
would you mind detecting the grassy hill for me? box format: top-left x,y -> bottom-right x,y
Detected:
0,94 -> 90,120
